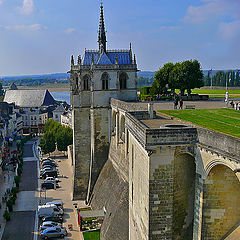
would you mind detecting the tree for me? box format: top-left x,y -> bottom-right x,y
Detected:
0,82 -> 4,96
56,127 -> 73,155
169,60 -> 204,95
39,131 -> 56,156
150,62 -> 175,95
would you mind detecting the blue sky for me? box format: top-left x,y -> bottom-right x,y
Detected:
0,0 -> 240,75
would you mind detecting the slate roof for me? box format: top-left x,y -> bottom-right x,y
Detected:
4,90 -> 56,108
82,50 -> 132,65
53,104 -> 65,113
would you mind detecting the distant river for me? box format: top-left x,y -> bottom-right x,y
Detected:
51,91 -> 70,104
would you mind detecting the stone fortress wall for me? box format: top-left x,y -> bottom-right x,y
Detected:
90,99 -> 240,240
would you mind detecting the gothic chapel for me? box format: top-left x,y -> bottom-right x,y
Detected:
70,3 -> 138,200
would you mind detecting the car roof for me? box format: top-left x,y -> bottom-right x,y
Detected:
42,221 -> 58,225
43,215 -> 62,219
42,226 -> 62,232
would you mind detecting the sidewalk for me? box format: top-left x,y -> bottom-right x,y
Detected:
0,141 -> 18,240
38,151 -> 86,240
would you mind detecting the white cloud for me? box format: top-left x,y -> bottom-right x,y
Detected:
219,20 -> 240,39
2,24 -> 47,31
183,0 -> 240,23
19,0 -> 34,15
64,28 -> 76,34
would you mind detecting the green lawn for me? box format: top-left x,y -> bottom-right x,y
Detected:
159,108 -> 240,138
83,229 -> 100,240
175,89 -> 240,94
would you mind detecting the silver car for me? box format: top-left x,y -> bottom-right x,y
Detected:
40,226 -> 67,239
39,221 -> 62,231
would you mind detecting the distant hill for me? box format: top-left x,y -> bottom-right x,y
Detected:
137,71 -> 155,78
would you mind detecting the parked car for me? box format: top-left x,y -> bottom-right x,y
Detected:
42,161 -> 57,167
42,180 -> 60,189
45,177 -> 60,183
40,168 -> 57,175
45,201 -> 63,209
42,215 -> 63,223
40,226 -> 67,239
39,221 -> 62,231
40,170 -> 58,179
38,204 -> 64,218
41,165 -> 57,171
41,182 -> 56,190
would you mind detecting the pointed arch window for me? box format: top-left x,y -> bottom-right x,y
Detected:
101,72 -> 109,90
119,72 -> 128,90
83,75 -> 90,91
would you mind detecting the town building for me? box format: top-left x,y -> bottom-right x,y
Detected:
61,109 -> 72,128
4,89 -> 58,133
53,104 -> 65,123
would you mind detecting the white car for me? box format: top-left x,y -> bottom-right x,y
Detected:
45,177 -> 60,183
39,221 -> 62,231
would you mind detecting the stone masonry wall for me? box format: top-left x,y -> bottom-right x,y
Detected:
91,142 -> 129,240
173,152 -> 196,240
88,107 -> 110,200
72,108 -> 91,200
201,164 -> 240,240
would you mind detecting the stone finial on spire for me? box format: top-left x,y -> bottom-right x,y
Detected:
98,2 -> 107,53
71,55 -> 74,65
129,42 -> 133,63
78,55 -> 81,65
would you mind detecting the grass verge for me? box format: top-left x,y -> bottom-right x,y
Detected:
159,108 -> 240,138
83,229 -> 100,240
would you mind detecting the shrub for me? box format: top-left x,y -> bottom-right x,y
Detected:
11,187 -> 19,195
3,209 -> 10,221
6,199 -> 13,212
14,176 -> 21,187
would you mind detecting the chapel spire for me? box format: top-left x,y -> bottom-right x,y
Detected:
98,2 -> 107,53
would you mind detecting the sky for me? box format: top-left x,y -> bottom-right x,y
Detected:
0,0 -> 240,76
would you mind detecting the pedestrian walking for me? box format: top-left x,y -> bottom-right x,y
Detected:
174,97 -> 179,109
179,99 -> 183,109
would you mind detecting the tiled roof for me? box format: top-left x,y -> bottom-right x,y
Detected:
97,52 -> 112,65
82,50 -> 132,65
4,90 -> 56,108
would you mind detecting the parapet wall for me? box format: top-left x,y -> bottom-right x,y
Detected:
198,127 -> 240,162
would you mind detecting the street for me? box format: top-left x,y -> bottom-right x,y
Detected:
2,139 -> 38,240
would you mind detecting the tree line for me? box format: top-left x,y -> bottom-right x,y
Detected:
150,60 -> 204,96
204,70 -> 240,87
39,119 -> 73,156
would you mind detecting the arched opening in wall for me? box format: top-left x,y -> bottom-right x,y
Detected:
201,164 -> 240,240
119,72 -> 128,90
173,152 -> 196,240
83,74 -> 90,91
101,72 -> 109,90
112,111 -> 116,134
120,115 -> 125,142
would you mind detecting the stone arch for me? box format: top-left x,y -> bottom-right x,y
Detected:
101,72 -> 109,90
119,72 -> 128,90
201,164 -> 240,240
173,152 -> 196,240
82,74 -> 90,91
120,114 -> 125,142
